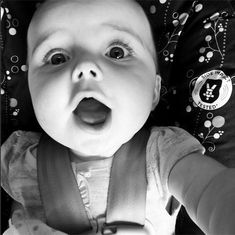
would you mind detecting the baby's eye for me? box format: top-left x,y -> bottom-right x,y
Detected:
106,42 -> 133,60
43,49 -> 70,65
108,47 -> 125,59
50,53 -> 69,65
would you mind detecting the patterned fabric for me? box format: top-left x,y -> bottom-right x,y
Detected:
1,0 -> 235,233
1,127 -> 204,235
149,0 -> 235,168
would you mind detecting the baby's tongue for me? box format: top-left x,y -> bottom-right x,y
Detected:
76,98 -> 109,125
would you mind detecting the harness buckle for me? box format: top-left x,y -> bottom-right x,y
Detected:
101,224 -> 117,234
101,220 -> 155,235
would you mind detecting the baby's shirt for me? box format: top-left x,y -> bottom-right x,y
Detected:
1,127 -> 204,235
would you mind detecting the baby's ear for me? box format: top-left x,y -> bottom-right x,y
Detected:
152,74 -> 161,110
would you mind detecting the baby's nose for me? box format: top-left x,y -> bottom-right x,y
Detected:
72,62 -> 103,82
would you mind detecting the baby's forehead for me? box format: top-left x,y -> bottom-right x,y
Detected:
31,0 -> 150,30
28,0 -> 156,62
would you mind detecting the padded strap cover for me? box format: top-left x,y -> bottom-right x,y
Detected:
37,134 -> 92,234
106,129 -> 149,226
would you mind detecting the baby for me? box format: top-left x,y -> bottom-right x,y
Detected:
1,0 -> 235,234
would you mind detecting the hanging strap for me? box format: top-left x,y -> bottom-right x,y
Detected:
37,129 -> 149,234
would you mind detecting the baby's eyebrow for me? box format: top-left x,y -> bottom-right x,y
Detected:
102,22 -> 145,47
30,33 -> 54,56
29,30 -> 66,57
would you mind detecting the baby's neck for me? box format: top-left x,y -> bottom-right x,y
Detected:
70,149 -> 113,162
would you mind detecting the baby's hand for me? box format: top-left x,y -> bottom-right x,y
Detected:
3,219 -> 67,235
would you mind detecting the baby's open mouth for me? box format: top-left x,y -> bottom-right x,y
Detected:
74,98 -> 111,128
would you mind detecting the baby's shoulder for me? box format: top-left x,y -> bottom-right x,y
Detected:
149,126 -> 192,139
1,131 -> 41,201
146,126 -> 195,166
148,126 -> 203,149
1,130 -> 41,164
146,126 -> 204,193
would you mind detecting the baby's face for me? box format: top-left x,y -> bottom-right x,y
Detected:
27,0 -> 160,158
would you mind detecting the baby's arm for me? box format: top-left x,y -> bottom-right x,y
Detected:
168,153 -> 235,235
